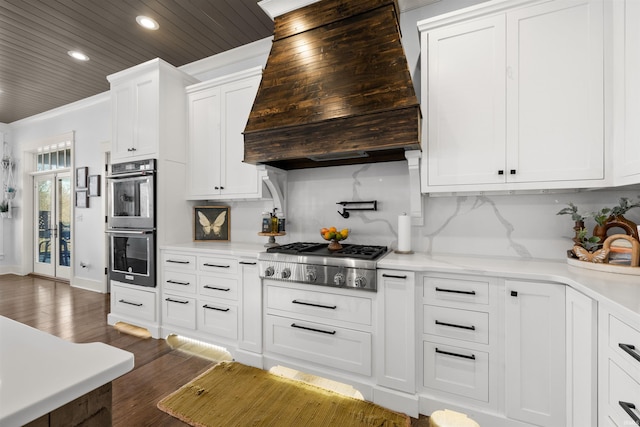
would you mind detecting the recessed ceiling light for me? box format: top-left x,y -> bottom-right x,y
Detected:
136,15 -> 159,30
67,50 -> 90,61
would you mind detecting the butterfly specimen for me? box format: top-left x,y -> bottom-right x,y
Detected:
198,210 -> 227,237
573,246 -> 609,263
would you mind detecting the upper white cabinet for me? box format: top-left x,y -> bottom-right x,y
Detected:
186,67 -> 264,200
419,0 -> 605,193
612,0 -> 640,186
108,58 -> 197,163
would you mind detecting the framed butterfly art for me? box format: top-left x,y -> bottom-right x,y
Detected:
194,206 -> 230,241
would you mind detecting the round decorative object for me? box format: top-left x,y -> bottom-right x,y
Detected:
327,239 -> 342,251
320,227 -> 349,250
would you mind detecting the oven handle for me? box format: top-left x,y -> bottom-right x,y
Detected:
107,171 -> 155,179
105,229 -> 154,235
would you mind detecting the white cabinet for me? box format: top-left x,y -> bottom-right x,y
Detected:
264,281 -> 374,376
504,280 -> 565,427
186,67 -> 264,200
419,0 -> 604,193
238,258 -> 261,355
108,58 -> 197,163
599,303 -> 640,427
376,270 -> 415,393
107,281 -> 161,338
612,0 -> 640,186
419,273 -> 498,411
160,250 -> 250,352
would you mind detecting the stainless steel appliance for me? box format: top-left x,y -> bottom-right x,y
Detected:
107,229 -> 155,287
107,159 -> 155,229
258,242 -> 388,291
107,159 -> 156,287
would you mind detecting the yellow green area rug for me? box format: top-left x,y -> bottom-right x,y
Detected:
157,361 -> 410,427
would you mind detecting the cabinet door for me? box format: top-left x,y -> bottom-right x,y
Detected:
111,72 -> 159,161
220,76 -> 261,196
613,0 -> 640,184
424,15 -> 506,187
505,0 -> 604,183
187,87 -> 222,197
376,270 -> 415,393
505,280 -> 565,426
239,259 -> 261,353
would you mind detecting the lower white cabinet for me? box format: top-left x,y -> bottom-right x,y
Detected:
160,249 -> 260,363
504,280 -> 566,427
599,303 -> 640,427
107,280 -> 161,338
416,273 -> 595,427
264,281 -> 374,376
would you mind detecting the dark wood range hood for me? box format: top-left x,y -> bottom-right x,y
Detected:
243,0 -> 421,170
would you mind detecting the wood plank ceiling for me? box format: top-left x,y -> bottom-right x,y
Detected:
0,0 -> 274,124
0,0 -> 437,124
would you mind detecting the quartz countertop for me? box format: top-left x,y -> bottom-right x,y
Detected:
160,241 -> 266,258
0,316 -> 134,427
379,252 -> 640,319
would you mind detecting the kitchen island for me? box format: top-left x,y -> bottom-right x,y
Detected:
0,316 -> 134,427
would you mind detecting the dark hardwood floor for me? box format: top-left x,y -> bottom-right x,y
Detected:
0,275 -> 428,426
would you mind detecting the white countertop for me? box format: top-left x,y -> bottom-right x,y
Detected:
379,252 -> 640,319
160,241 -> 266,257
0,316 -> 134,427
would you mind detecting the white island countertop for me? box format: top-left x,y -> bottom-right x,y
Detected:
379,251 -> 640,319
0,316 -> 134,427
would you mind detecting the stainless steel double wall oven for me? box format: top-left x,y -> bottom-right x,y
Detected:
106,159 -> 156,287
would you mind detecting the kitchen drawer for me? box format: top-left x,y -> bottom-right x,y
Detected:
162,293 -> 196,330
198,298 -> 238,340
111,285 -> 157,322
423,275 -> 490,306
609,314 -> 640,372
162,253 -> 196,271
199,256 -> 238,275
423,340 -> 489,402
423,305 -> 489,344
198,275 -> 238,301
607,359 -> 640,427
265,314 -> 371,376
266,285 -> 372,326
162,270 -> 197,294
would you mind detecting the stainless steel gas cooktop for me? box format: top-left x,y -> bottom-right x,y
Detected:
258,242 -> 389,291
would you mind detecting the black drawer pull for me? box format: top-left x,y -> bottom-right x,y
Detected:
203,304 -> 230,312
511,290 -> 518,297
239,261 -> 257,265
435,287 -> 476,296
382,274 -> 407,279
435,347 -> 476,360
292,299 -> 337,310
166,259 -> 190,264
167,279 -> 190,286
204,285 -> 230,292
619,343 -> 640,364
165,298 -> 189,304
435,320 -> 476,331
203,263 -> 230,268
619,401 -> 640,425
119,299 -> 142,307
291,323 -> 336,335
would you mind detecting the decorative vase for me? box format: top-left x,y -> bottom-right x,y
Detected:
327,239 -> 342,251
593,214 -> 640,244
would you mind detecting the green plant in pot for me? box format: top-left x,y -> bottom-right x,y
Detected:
557,203 -> 589,246
593,196 -> 640,243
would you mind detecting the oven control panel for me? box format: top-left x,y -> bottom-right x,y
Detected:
259,261 -> 377,291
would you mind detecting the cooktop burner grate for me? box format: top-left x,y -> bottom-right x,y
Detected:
266,242 -> 388,261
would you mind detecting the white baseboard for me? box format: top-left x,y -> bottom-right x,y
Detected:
72,275 -> 107,293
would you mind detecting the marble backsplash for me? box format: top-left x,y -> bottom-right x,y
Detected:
212,161 -> 640,262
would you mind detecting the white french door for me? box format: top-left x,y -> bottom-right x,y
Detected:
33,172 -> 71,280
